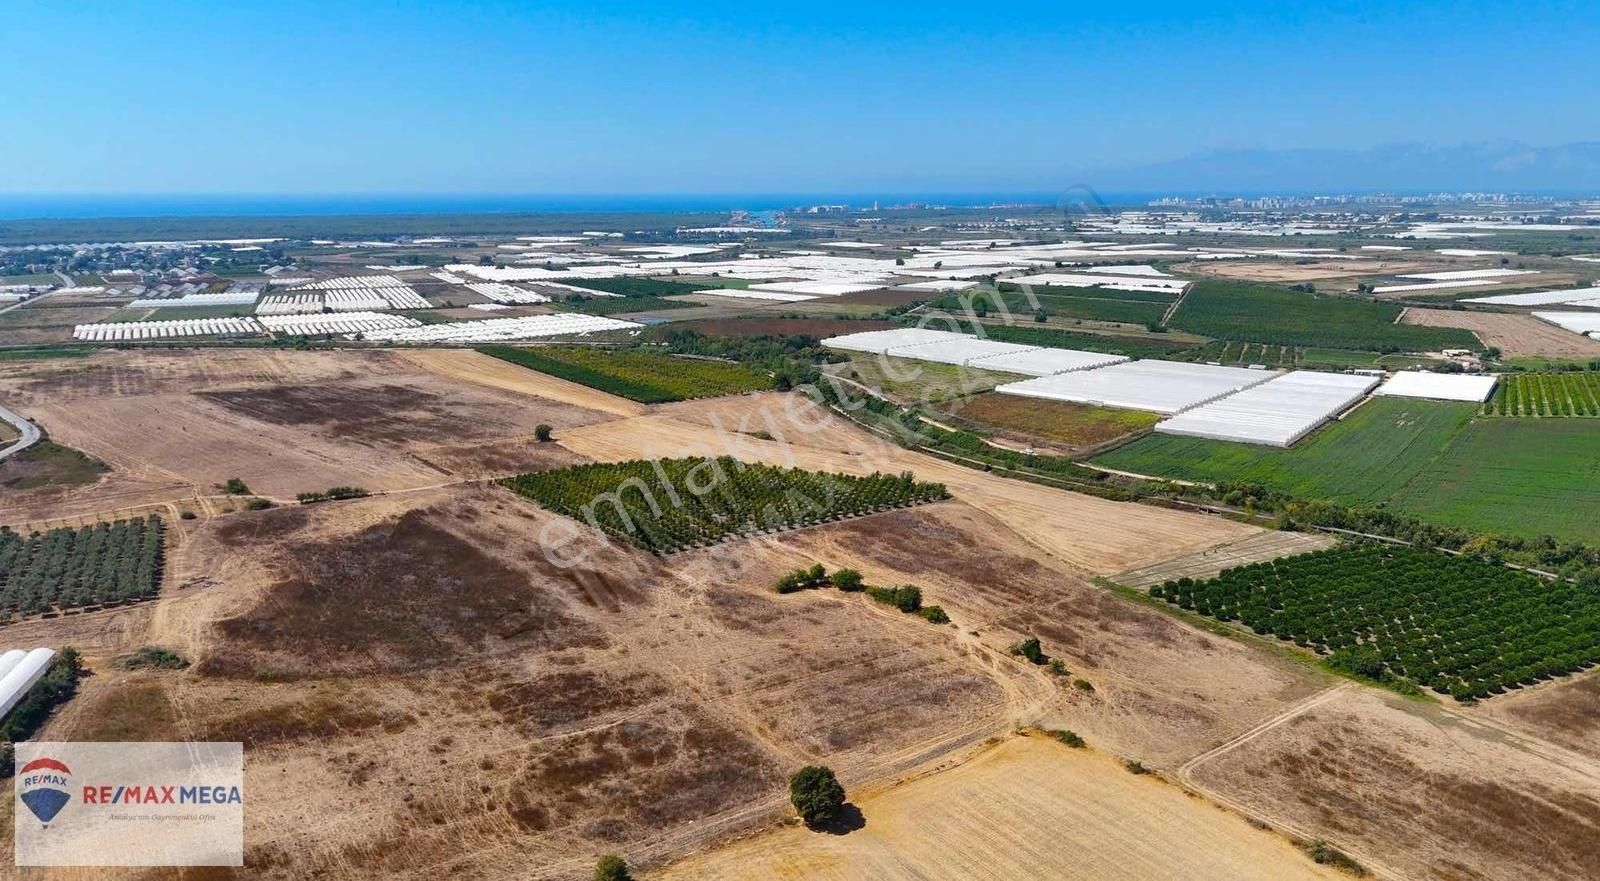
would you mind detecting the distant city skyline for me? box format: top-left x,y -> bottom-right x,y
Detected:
6,1 -> 1599,195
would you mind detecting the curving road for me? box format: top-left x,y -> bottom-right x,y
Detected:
0,404 -> 41,462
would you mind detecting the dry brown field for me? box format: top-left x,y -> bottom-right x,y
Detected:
1400,308 -> 1600,358
6,346 -> 1600,881
656,733 -> 1347,881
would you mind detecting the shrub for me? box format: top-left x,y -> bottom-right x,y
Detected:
1011,637 -> 1046,665
1047,658 -> 1069,677
832,568 -> 864,592
918,605 -> 949,624
179,510 -> 197,520
1051,729 -> 1086,748
1305,840 -> 1366,875
535,424 -> 553,442
594,854 -> 633,881
245,498 -> 274,511
789,765 -> 846,828
222,477 -> 250,495
1124,759 -> 1151,775
1074,678 -> 1095,692
111,646 -> 188,671
868,584 -> 921,613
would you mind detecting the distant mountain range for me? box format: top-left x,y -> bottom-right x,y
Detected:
1084,141 -> 1600,194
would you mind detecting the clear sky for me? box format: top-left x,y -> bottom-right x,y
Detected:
3,0 -> 1597,195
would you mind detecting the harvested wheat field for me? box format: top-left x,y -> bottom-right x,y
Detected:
556,391 -> 1258,574
656,733 -> 1345,881
0,348 -> 621,501
1179,258 -> 1427,283
1400,307 -> 1600,358
396,347 -> 648,417
1188,686 -> 1600,881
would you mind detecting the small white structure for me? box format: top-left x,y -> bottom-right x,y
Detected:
0,648 -> 56,721
1373,371 -> 1498,403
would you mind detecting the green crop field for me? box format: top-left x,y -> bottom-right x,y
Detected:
968,322 -> 1200,359
1151,543 -> 1600,699
1096,398 -> 1477,505
939,286 -> 1169,325
559,294 -> 698,316
0,516 -> 164,618
559,277 -> 703,297
1169,281 -> 1481,352
1387,418 -> 1600,542
1484,372 -> 1600,416
501,458 -> 949,554
479,345 -> 771,403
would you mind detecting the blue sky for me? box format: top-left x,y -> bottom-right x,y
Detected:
3,0 -> 1597,194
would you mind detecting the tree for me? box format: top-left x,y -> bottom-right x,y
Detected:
789,765 -> 846,828
594,854 -> 632,881
222,477 -> 250,495
832,568 -> 864,592
535,424 -> 554,442
1012,636 -> 1046,665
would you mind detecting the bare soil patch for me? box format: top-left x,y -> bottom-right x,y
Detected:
1191,687 -> 1600,881
1401,308 -> 1600,358
198,504 -> 609,678
942,391 -> 1159,454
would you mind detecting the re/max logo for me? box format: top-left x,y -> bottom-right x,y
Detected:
81,785 -> 243,805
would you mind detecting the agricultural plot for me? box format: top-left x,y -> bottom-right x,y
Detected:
1096,397 -> 1477,506
258,311 -> 422,337
949,285 -> 1172,324
944,393 -> 1160,451
558,276 -> 703,297
1387,418 -> 1600,542
1170,281 -> 1481,352
1154,371 -> 1379,447
563,294 -> 698,315
500,457 -> 949,553
0,516 -> 163,618
479,345 -> 771,403
360,313 -> 640,343
997,360 -> 1273,415
976,323 -> 1200,359
1152,543 -> 1600,699
73,317 -> 263,341
1373,371 -> 1498,403
1486,372 -> 1600,416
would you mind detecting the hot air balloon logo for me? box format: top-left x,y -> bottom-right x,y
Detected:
18,757 -> 72,825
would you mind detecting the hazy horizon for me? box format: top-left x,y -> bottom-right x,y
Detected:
7,1 -> 1598,196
